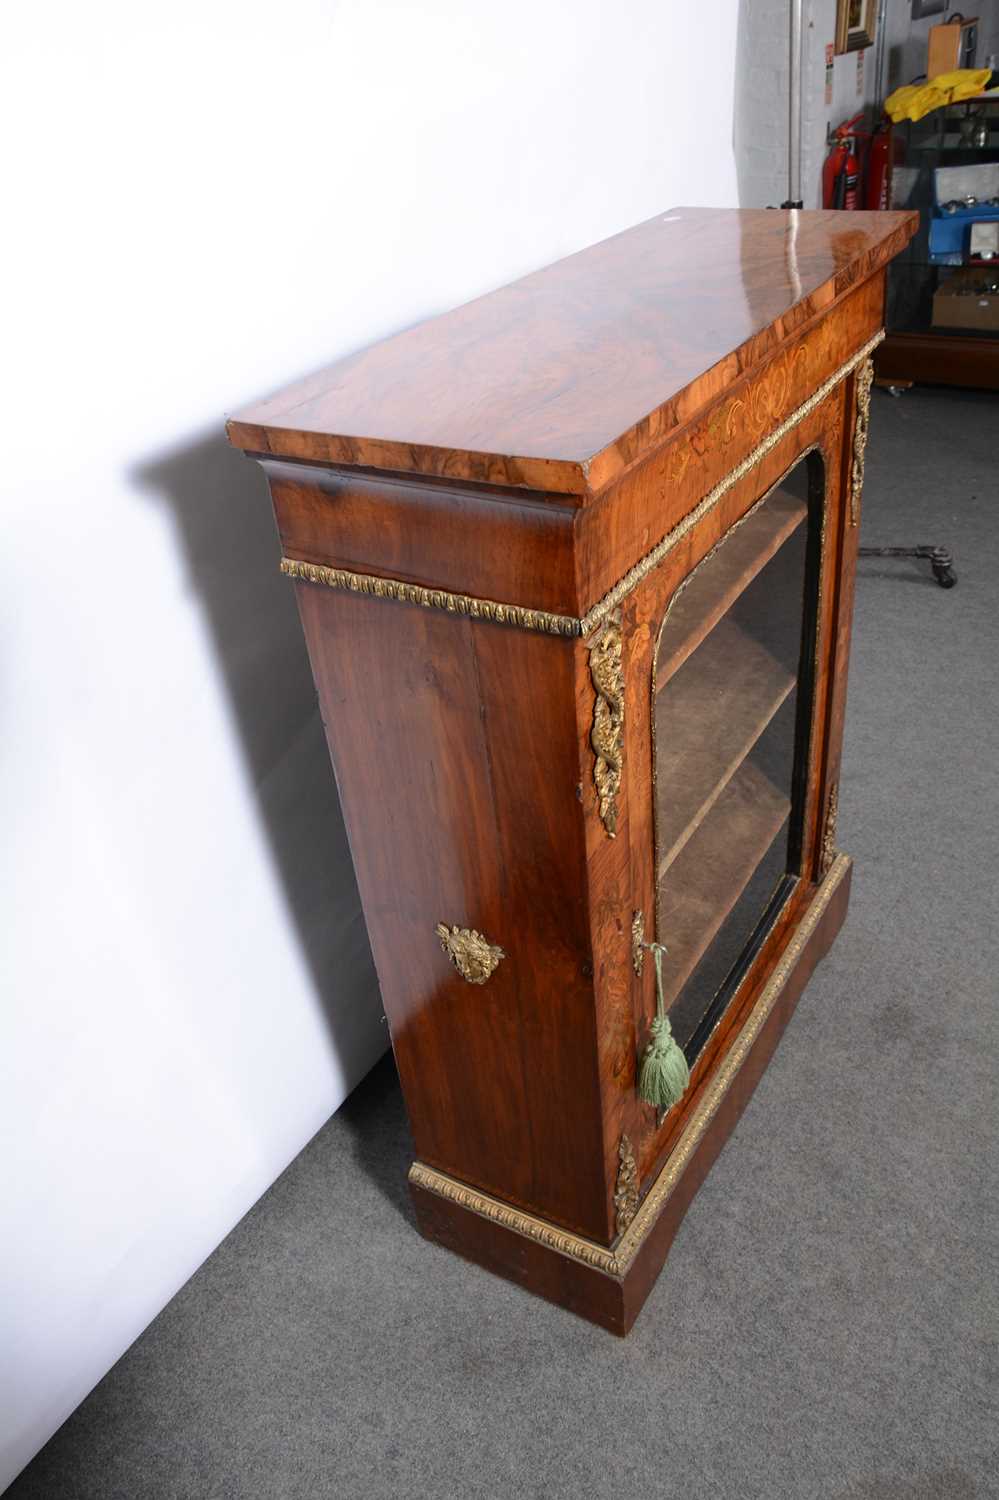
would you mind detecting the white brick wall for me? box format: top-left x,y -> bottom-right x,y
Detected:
735,0 -> 883,208
734,0 -> 793,207
736,0 -> 999,209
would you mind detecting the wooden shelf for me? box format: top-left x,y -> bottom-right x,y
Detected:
876,331 -> 999,392
657,486 -> 806,691
656,616 -> 795,875
657,759 -> 790,1009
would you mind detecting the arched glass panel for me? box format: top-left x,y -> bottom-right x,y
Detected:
653,453 -> 823,1063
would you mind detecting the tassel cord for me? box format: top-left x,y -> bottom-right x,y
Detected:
637,940 -> 690,1119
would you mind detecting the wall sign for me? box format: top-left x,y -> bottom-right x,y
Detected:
825,43 -> 834,105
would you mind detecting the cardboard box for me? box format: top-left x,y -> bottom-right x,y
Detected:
932,268 -> 999,330
928,16 -> 978,77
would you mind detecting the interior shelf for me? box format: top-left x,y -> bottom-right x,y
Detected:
656,615 -> 795,875
657,758 -> 790,1010
656,486 -> 806,691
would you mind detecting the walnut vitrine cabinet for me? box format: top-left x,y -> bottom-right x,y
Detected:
229,208 -> 917,1333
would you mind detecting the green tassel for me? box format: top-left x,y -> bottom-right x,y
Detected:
637,944 -> 690,1116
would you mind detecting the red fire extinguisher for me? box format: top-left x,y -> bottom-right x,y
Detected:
823,113 -> 864,210
865,116 -> 893,210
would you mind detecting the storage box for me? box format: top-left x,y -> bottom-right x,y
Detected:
932,268 -> 999,330
927,15 -> 978,76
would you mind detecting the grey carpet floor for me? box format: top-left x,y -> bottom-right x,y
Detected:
9,386 -> 998,1500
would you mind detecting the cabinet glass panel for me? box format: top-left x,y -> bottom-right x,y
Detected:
653,457 -> 821,1062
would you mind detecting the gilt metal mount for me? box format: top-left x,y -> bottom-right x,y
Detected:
589,611 -> 625,837
436,924 -> 505,985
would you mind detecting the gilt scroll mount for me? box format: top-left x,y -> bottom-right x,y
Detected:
850,358 -> 874,527
614,1134 -> 639,1237
436,923 -> 505,985
589,610 -> 625,838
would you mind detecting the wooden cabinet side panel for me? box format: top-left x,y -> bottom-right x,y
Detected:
293,582 -> 609,1241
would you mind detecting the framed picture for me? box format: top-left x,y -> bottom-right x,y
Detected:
835,0 -> 877,53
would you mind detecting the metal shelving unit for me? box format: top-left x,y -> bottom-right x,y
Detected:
877,93 -> 999,392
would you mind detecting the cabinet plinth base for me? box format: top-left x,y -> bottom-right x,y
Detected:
410,854 -> 853,1335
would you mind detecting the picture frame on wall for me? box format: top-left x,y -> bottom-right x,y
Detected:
835,0 -> 877,53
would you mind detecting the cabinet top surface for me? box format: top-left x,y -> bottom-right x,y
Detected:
228,207 -> 917,498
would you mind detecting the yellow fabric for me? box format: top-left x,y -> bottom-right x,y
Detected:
885,69 -> 993,124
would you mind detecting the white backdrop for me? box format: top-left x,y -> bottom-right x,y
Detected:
0,1 -> 738,1486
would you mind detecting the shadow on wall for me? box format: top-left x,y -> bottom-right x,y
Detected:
133,431 -> 385,1078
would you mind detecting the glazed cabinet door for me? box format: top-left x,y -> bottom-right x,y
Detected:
651,455 -> 824,1063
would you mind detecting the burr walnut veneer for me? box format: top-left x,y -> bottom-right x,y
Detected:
228,208 -> 917,1334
